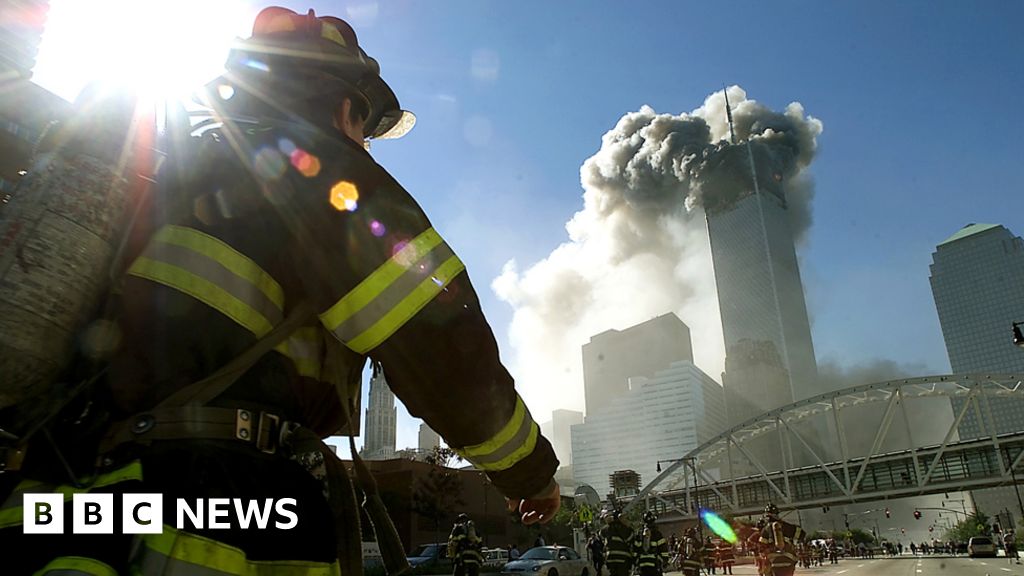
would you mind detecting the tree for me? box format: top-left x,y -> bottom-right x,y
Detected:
942,511 -> 991,544
847,528 -> 876,545
411,446 -> 465,552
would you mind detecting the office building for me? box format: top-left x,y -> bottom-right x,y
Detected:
930,223 -> 1024,519
540,409 -> 583,469
0,0 -> 49,80
362,368 -> 397,460
705,165 -> 819,424
582,313 -> 693,417
0,1 -> 69,202
571,360 -> 727,496
418,423 -> 440,452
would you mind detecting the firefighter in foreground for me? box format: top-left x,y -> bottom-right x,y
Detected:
633,511 -> 669,576
601,509 -> 634,576
1,6 -> 559,574
757,504 -> 805,576
449,513 -> 484,576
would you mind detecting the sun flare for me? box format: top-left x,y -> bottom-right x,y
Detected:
33,0 -> 253,103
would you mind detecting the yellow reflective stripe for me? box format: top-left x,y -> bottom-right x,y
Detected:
34,556 -> 118,576
139,525 -> 341,575
155,226 -> 283,309
0,461 -> 143,529
453,395 -> 540,472
129,258 -> 275,337
321,228 -> 444,330
344,254 -> 464,353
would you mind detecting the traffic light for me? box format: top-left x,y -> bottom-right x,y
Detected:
885,507 -> 891,518
914,510 -> 922,520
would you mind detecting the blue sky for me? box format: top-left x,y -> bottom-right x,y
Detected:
33,1 -> 1024,452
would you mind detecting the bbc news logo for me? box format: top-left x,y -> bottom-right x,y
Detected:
23,494 -> 298,534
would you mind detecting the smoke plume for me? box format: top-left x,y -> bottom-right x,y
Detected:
493,86 -> 823,421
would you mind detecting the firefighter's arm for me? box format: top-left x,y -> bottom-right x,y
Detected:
289,142 -> 559,502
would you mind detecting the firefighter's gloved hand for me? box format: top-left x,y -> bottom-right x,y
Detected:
508,480 -> 560,525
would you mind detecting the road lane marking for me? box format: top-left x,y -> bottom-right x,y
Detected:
858,564 -> 864,568
916,570 -> 922,573
1002,568 -> 1013,572
837,571 -> 847,574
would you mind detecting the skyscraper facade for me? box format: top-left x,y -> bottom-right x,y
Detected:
363,368 -> 397,460
540,409 -> 583,469
0,1 -> 68,202
582,313 -> 693,417
929,223 -> 1024,518
705,176 -> 819,424
418,423 -> 440,452
571,360 -> 727,495
0,0 -> 49,80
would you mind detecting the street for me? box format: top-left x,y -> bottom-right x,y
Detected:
663,556 -> 1024,576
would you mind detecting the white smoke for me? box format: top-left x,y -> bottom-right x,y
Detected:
492,86 -> 823,421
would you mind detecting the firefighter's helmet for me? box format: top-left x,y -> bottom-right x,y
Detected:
643,511 -> 657,525
216,6 -> 414,140
764,503 -> 780,518
457,513 -> 469,523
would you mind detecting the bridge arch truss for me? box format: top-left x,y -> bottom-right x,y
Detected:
623,374 -> 1024,520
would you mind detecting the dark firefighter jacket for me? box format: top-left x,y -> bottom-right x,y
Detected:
759,519 -> 805,571
449,522 -> 483,565
632,525 -> 669,572
106,120 -> 558,498
602,521 -> 634,568
0,117 -> 558,574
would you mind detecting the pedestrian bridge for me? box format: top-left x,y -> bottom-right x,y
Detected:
623,374 -> 1024,521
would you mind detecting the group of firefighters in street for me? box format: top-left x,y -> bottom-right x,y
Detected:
583,504 -> 806,576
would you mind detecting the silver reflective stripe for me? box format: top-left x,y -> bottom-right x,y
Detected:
144,241 -> 284,331
329,241 -> 456,343
463,414 -> 536,469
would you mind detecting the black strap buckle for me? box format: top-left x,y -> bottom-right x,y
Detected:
256,412 -> 281,455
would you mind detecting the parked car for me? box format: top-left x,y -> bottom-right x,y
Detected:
407,543 -> 453,569
502,546 -> 590,576
484,548 -> 511,567
968,536 -> 998,558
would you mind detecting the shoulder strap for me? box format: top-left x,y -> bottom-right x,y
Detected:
155,301 -> 316,409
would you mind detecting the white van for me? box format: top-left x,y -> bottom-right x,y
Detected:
484,548 -> 511,567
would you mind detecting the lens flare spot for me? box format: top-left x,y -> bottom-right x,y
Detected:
290,149 -> 321,177
253,147 -> 287,180
278,138 -> 297,155
700,509 -> 737,544
243,58 -> 270,72
217,84 -> 235,100
329,181 -> 360,212
369,220 -> 386,237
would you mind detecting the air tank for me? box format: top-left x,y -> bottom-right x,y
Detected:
0,88 -> 144,408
